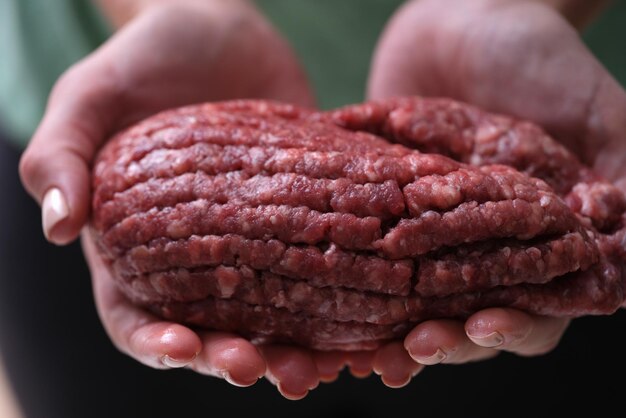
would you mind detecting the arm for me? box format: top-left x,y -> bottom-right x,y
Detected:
94,0 -> 218,28
538,0 -> 611,29
0,358 -> 23,418
94,0 -> 144,28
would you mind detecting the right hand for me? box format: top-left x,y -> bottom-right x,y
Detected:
18,0 -> 337,399
366,0 -> 626,375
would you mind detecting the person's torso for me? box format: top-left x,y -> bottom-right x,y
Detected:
0,0 -> 624,148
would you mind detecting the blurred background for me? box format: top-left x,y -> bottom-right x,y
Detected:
1,1 -> 625,417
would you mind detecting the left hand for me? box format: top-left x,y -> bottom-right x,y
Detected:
20,0 -> 338,400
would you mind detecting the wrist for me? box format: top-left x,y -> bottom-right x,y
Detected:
95,0 -> 253,29
532,0 -> 610,30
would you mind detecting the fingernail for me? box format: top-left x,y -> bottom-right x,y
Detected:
319,372 -> 340,383
42,187 -> 69,241
409,348 -> 447,365
381,374 -> 412,389
349,367 -> 372,379
467,331 -> 505,348
220,371 -> 258,388
277,383 -> 309,401
161,354 -> 193,368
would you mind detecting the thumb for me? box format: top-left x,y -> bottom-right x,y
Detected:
19,59 -> 120,245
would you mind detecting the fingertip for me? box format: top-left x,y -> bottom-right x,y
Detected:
276,383 -> 309,401
20,148 -> 92,244
466,309 -> 570,356
201,333 -> 266,386
128,323 -> 202,369
158,324 -> 203,363
260,345 -> 319,400
19,64 -> 112,244
41,187 -> 68,237
464,308 -> 533,348
42,187 -> 83,245
403,320 -> 462,363
318,372 -> 340,384
373,342 -> 424,389
345,350 -> 375,378
312,351 -> 347,383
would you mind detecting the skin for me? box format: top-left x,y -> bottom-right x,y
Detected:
17,0 -> 625,398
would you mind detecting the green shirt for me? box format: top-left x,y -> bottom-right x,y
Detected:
1,0 -> 624,148
0,0 -> 110,145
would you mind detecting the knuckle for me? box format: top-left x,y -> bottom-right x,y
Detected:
18,148 -> 45,192
49,62 -> 85,104
49,57 -> 124,115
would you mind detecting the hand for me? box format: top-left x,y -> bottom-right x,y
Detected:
366,0 -> 626,374
18,0 -> 330,399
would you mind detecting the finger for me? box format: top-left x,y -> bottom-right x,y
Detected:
465,308 -> 571,356
258,345 -> 320,400
345,350 -> 376,378
82,231 -> 202,369
188,332 -> 265,387
404,320 -> 499,365
312,351 -> 348,383
372,341 -> 424,388
19,59 -> 120,245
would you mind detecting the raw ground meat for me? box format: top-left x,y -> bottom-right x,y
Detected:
90,97 -> 626,350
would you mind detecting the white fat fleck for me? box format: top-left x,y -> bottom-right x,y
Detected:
216,270 -> 240,298
580,195 -> 594,215
366,167 -> 377,182
475,124 -> 501,143
542,141 -> 556,155
539,195 -> 552,207
269,215 -> 278,225
265,133 -> 281,144
127,162 -> 141,177
366,314 -> 381,322
318,300 -> 332,314
470,155 -> 483,166
145,150 -> 168,165
166,221 -> 188,239
434,184 -> 461,204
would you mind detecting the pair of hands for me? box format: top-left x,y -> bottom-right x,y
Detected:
19,0 -> 626,399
